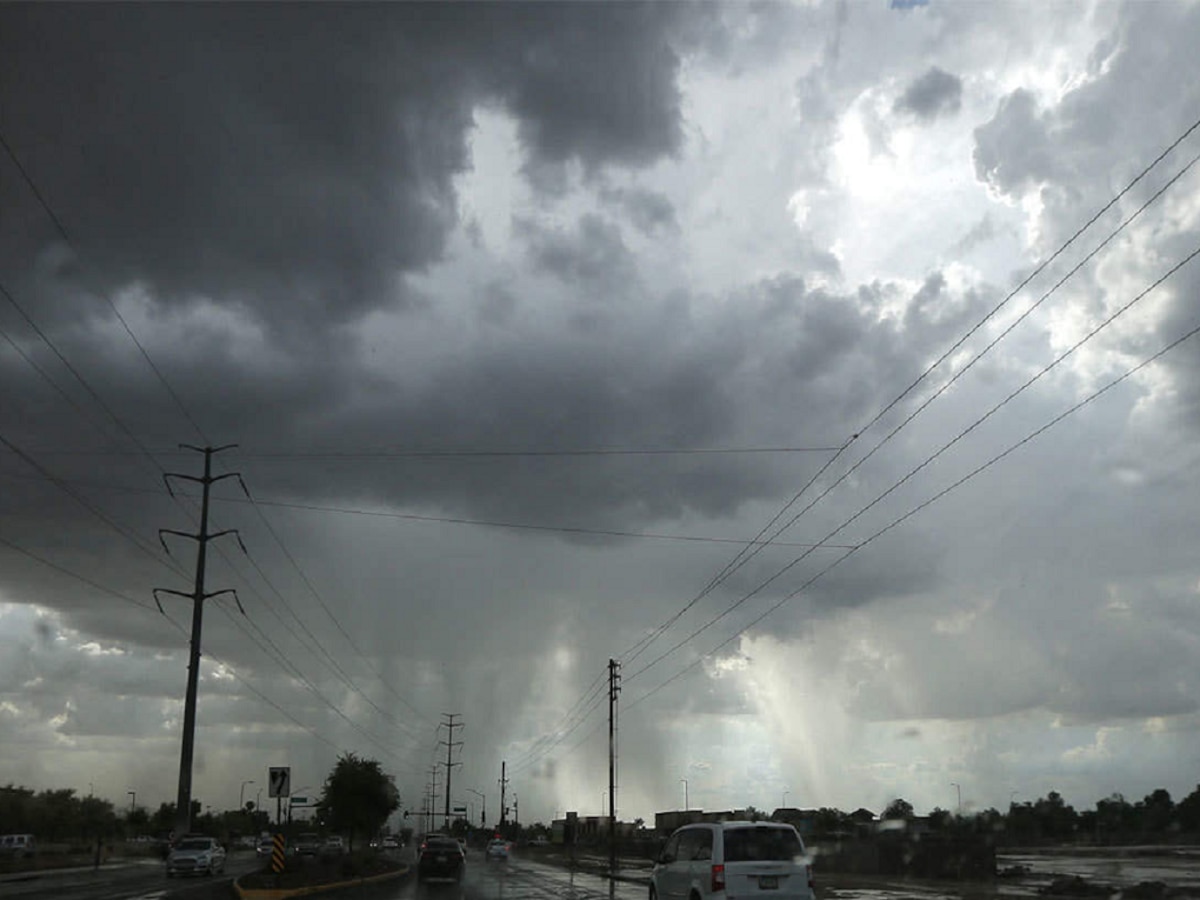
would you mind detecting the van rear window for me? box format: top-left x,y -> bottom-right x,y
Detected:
723,827 -> 803,862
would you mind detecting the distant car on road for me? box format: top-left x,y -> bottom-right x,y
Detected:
530,836 -> 550,847
0,834 -> 36,858
382,835 -> 400,850
322,835 -> 346,856
418,834 -> 465,882
486,838 -> 510,861
294,832 -> 322,856
256,836 -> 274,858
165,836 -> 226,878
650,821 -> 813,900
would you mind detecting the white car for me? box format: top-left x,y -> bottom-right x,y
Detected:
166,836 -> 226,877
485,838 -> 510,861
650,822 -> 813,900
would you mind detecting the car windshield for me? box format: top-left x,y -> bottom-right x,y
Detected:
723,828 -> 803,863
7,9 -> 1200,900
176,839 -> 212,851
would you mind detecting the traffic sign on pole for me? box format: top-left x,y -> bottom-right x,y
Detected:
268,767 -> 291,798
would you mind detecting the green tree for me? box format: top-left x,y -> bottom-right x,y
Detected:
927,807 -> 952,831
316,753 -> 398,851
883,798 -> 914,821
126,805 -> 150,833
1177,785 -> 1200,833
1139,789 -> 1173,833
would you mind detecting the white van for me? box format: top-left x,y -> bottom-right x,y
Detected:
651,821 -> 813,900
0,834 -> 36,857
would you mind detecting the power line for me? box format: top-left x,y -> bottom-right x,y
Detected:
618,111 -> 1200,670
21,445 -> 842,459
624,281 -> 1200,710
232,491 -> 434,725
507,688 -> 609,778
626,241 -> 1200,684
505,673 -> 609,773
0,528 -> 387,761
0,288 -> 427,749
2,121 -> 435,750
0,431 -> 190,583
0,472 -> 859,551
0,129 -> 208,444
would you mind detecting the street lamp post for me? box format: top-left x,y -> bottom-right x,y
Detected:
680,779 -> 688,811
128,791 -> 136,814
951,783 -> 961,816
256,787 -> 263,811
782,790 -> 789,809
240,780 -> 255,810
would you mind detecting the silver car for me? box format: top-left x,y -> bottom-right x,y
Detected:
166,836 -> 226,877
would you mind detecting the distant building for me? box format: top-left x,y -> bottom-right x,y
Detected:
771,807 -> 820,835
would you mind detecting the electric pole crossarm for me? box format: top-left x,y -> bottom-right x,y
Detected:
159,528 -> 246,555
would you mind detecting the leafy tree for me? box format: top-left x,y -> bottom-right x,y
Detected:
1177,785 -> 1200,833
1096,793 -> 1134,838
126,806 -> 150,832
927,807 -> 952,831
1139,788 -> 1173,833
316,753 -> 398,850
0,785 -> 35,832
1034,791 -> 1077,840
883,798 -> 914,821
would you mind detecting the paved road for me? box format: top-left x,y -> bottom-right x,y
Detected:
354,851 -> 647,900
0,852 -> 259,900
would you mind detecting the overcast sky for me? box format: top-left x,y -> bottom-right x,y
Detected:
2,0 -> 1200,828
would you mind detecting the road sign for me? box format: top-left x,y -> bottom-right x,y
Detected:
291,795 -> 309,805
268,767 -> 291,798
453,806 -> 467,814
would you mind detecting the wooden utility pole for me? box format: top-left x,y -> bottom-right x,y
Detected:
608,657 -> 621,875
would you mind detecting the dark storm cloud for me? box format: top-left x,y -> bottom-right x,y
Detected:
968,1 -> 1200,429
599,186 -> 679,236
973,89 -> 1059,197
894,66 -> 962,121
517,213 -> 639,298
0,3 -> 705,335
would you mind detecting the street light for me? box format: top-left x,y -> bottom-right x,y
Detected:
256,787 -> 263,810
240,780 -> 255,810
128,791 -> 136,814
951,782 -> 961,816
680,778 -> 688,811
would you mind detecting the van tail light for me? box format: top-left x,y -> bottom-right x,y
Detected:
807,864 -> 815,889
711,863 -> 726,893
